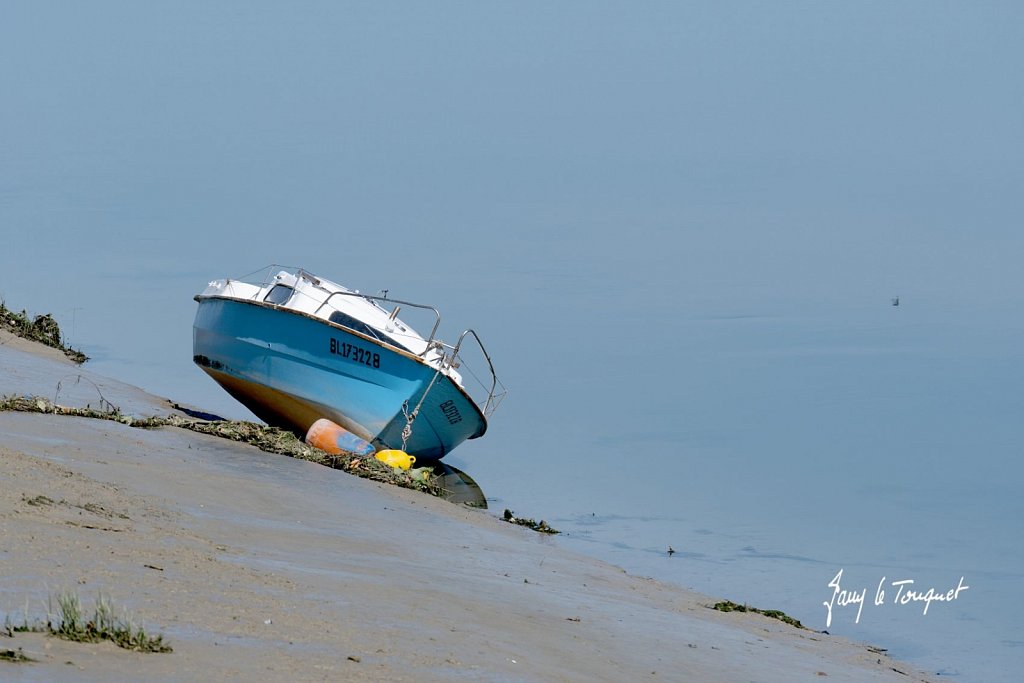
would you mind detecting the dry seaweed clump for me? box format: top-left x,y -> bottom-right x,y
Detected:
711,600 -> 806,629
0,301 -> 88,363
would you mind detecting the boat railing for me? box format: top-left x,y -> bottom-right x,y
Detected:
229,267 -> 442,344
319,294 -> 505,417
229,264 -> 303,293
441,329 -> 507,418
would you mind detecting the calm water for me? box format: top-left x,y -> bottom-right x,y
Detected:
2,3 -> 1021,680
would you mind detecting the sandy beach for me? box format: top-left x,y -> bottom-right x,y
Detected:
0,331 -> 936,682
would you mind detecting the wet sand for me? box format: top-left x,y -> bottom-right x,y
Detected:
0,331 -> 936,682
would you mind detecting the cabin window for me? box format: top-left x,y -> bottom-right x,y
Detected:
328,310 -> 412,353
264,284 -> 294,305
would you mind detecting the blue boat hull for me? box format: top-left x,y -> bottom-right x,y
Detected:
193,297 -> 486,459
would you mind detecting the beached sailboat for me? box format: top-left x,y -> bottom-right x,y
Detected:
192,266 -> 504,459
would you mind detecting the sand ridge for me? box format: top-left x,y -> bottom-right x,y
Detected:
1,334 -> 936,682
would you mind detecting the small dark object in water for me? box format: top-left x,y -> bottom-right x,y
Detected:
668,546 -> 676,556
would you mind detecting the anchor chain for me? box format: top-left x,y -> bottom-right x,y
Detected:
399,368 -> 443,452
400,401 -> 414,451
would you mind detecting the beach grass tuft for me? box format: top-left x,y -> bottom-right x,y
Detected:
44,591 -> 172,653
4,592 -> 171,653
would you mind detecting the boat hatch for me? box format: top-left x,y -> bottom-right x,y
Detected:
265,284 -> 294,305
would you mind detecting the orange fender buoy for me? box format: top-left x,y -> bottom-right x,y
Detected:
305,418 -> 375,456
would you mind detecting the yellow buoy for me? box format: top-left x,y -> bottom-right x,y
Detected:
375,449 -> 416,470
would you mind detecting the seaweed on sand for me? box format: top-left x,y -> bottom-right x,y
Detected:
2,395 -> 568,530
710,600 -> 806,629
0,395 -> 445,497
0,647 -> 35,663
0,302 -> 88,363
502,508 -> 559,534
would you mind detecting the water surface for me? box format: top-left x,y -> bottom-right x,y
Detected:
2,3 -> 1021,680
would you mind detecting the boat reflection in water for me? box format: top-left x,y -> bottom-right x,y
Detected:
302,416 -> 486,508
428,461 -> 487,509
